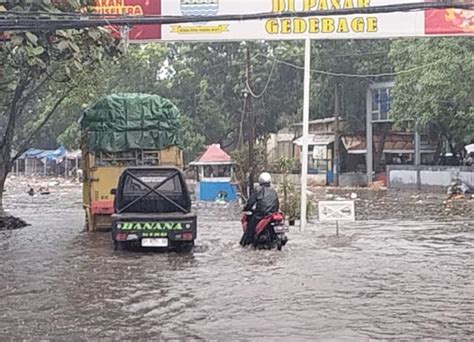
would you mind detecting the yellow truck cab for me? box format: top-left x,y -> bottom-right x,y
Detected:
81,94 -> 183,231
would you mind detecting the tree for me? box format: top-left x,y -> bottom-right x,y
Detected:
389,37 -> 474,156
0,0 -> 120,215
231,144 -> 267,200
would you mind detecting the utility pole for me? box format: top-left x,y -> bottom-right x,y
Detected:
414,123 -> 421,166
366,87 -> 373,185
245,46 -> 255,196
334,83 -> 340,186
300,38 -> 311,231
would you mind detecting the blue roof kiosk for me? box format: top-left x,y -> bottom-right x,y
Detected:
190,144 -> 237,202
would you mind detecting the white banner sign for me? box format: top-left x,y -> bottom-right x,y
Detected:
313,146 -> 327,160
318,200 -> 355,222
160,0 -> 474,41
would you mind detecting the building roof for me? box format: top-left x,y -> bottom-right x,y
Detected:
293,134 -> 335,146
342,134 -> 437,154
291,117 -> 346,127
190,144 -> 233,165
18,147 -> 66,160
465,143 -> 474,154
276,133 -> 295,142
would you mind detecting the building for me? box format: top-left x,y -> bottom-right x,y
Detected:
291,117 -> 345,184
266,130 -> 295,162
189,144 -> 237,202
290,82 -> 439,186
341,133 -> 438,173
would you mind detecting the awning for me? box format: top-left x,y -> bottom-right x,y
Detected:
65,150 -> 82,159
18,147 -> 66,160
293,134 -> 335,146
342,134 -> 437,155
18,148 -> 45,159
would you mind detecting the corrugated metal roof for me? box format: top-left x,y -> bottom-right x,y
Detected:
293,134 -> 335,146
291,117 -> 346,127
342,134 -> 437,154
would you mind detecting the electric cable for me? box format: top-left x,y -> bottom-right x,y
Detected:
252,52 -> 448,78
0,2 -> 472,31
246,58 -> 277,98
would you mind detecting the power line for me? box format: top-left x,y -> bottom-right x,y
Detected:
252,52 -> 447,79
319,50 -> 390,58
246,58 -> 277,98
0,2 -> 472,31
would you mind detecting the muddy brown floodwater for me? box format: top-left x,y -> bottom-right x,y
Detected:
1,185 -> 473,340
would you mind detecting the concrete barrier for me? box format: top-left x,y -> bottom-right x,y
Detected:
340,173 -> 367,187
272,173 -> 367,187
273,173 -> 326,186
387,165 -> 474,190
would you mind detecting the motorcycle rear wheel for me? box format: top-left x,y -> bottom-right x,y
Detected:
276,240 -> 283,251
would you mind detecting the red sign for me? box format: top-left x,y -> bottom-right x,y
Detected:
0,32 -> 11,41
425,7 -> 474,35
91,0 -> 161,42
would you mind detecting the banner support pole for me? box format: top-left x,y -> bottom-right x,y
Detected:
300,38 -> 311,232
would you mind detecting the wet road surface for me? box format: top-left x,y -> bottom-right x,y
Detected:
1,186 -> 473,340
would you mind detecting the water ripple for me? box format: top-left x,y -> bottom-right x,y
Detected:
1,187 -> 473,339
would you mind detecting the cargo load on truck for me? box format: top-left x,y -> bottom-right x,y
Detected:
80,93 -> 182,153
81,93 -> 184,231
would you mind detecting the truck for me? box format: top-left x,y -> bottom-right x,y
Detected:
111,166 -> 197,252
81,94 -> 183,231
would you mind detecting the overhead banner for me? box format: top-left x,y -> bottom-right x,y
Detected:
161,0 -> 473,41
91,0 -> 473,42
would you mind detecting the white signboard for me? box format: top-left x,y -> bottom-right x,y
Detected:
160,0 -> 474,41
318,200 -> 355,222
313,145 -> 327,160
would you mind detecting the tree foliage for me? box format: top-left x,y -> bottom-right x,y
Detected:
0,0 -> 121,214
389,37 -> 474,153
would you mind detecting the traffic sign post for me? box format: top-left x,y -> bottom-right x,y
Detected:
318,200 -> 355,236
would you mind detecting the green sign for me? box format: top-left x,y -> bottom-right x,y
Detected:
142,232 -> 168,238
117,222 -> 187,231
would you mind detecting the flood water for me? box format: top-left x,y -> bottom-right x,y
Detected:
1,186 -> 473,340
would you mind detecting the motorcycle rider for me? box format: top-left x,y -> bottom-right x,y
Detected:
240,172 -> 280,247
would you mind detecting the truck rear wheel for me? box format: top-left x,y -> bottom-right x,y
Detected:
175,242 -> 194,254
113,241 -> 126,251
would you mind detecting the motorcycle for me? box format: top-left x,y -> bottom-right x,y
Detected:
241,211 -> 289,250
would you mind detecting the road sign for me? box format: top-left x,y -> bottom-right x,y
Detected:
318,201 -> 355,222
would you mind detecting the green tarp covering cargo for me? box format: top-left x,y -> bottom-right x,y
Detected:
80,93 -> 182,152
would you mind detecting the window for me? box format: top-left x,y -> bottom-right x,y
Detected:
124,170 -> 182,193
203,165 -> 231,178
372,88 -> 392,122
95,150 -> 160,166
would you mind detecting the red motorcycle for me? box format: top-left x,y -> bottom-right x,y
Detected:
241,211 -> 289,250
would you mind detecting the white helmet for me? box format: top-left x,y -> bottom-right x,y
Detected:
258,172 -> 272,185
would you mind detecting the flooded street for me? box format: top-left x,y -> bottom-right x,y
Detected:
1,186 -> 473,340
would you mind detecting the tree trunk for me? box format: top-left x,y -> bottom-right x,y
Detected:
434,139 -> 443,165
0,154 -> 9,217
263,135 -> 269,169
0,75 -> 29,217
373,123 -> 390,173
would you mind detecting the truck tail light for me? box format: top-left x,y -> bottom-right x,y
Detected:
182,233 -> 193,241
115,233 -> 128,241
175,232 -> 193,241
